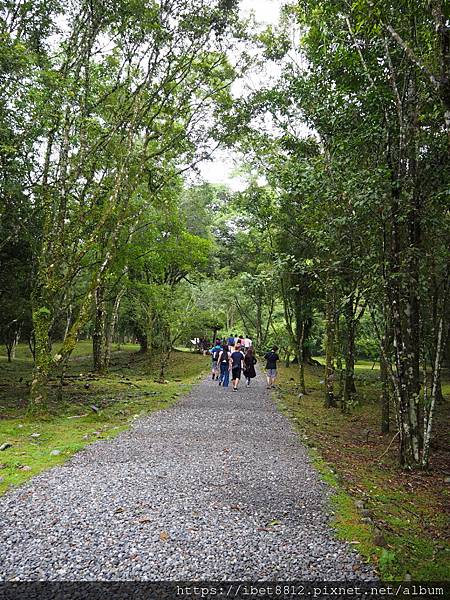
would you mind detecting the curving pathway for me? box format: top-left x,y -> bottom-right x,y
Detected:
0,374 -> 374,581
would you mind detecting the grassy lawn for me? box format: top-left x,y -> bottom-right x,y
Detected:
0,344 -> 208,496
274,362 -> 450,580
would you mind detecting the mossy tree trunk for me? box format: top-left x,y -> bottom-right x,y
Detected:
380,353 -> 390,434
324,288 -> 337,408
342,293 -> 357,413
92,284 -> 106,374
30,304 -> 53,411
104,286 -> 125,371
295,319 -> 306,395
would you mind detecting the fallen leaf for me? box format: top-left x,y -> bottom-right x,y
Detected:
20,465 -> 32,471
159,531 -> 169,541
114,507 -> 125,514
267,519 -> 281,526
138,516 -> 152,524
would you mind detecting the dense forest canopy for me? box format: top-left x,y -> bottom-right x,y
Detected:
0,0 -> 449,471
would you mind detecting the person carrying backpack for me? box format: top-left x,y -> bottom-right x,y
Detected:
231,343 -> 245,392
217,344 -> 231,387
227,334 -> 235,352
210,339 -> 222,380
243,347 -> 257,386
264,345 -> 280,388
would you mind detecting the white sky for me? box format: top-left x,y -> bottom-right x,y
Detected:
197,0 -> 284,191
240,0 -> 282,23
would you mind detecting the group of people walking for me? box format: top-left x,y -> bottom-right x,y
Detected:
209,335 -> 280,392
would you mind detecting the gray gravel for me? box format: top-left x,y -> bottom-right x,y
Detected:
0,374 -> 375,581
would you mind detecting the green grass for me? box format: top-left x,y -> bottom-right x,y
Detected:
308,450 -> 375,553
0,340 -> 138,362
313,356 -> 381,371
274,362 -> 450,581
0,345 -> 208,495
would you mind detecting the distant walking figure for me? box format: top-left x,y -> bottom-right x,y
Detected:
227,334 -> 235,352
218,344 -> 231,387
231,344 -> 245,392
264,345 -> 280,388
243,347 -> 257,386
210,340 -> 222,381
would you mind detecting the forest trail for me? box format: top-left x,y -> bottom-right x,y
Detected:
0,374 -> 374,580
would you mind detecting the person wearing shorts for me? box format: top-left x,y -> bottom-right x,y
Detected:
264,345 -> 280,388
231,344 -> 244,392
210,340 -> 222,380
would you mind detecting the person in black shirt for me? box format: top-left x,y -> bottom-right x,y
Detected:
217,344 -> 231,387
243,347 -> 257,386
230,344 -> 244,392
264,345 -> 280,388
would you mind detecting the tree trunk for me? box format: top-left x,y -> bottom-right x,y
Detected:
433,370 -> 445,404
443,325 -> 450,369
379,310 -> 392,433
380,354 -> 390,434
92,284 -> 106,373
138,335 -> 148,353
324,291 -> 336,408
11,331 -> 19,360
295,319 -> 306,395
63,304 -> 72,341
334,313 -> 344,400
255,288 -> 263,348
29,331 -> 36,361
5,325 -> 20,362
103,286 -> 125,371
422,313 -> 445,468
57,356 -> 70,401
158,324 -> 172,382
342,296 -> 356,413
30,305 -> 53,411
284,350 -> 291,368
389,183 -> 422,468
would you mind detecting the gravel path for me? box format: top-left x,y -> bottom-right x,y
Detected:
0,374 -> 375,581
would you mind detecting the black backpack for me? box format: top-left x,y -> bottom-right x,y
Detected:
213,347 -> 221,361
